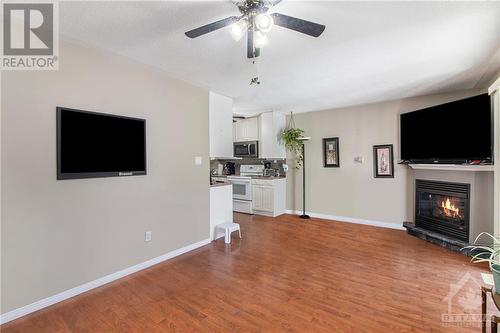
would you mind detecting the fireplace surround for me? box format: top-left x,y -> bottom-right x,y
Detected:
415,179 -> 470,242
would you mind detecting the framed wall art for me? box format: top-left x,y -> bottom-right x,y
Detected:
323,137 -> 340,168
373,144 -> 394,178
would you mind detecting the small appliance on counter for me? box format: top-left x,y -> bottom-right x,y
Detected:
224,162 -> 235,175
263,168 -> 276,177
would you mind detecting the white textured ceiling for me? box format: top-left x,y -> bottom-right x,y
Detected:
59,1 -> 500,114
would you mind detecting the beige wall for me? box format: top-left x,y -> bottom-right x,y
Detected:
1,40 -> 209,313
286,89 -> 488,226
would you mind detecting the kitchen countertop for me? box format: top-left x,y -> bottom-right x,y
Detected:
210,182 -> 232,188
211,174 -> 286,179
251,176 -> 286,180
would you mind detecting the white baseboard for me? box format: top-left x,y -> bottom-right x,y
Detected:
286,210 -> 405,230
0,238 -> 211,325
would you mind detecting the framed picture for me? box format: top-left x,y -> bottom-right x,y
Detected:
373,144 -> 394,178
323,137 -> 340,167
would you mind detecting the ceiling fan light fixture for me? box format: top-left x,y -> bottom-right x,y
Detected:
184,0 -> 327,59
255,13 -> 274,32
230,19 -> 247,41
254,31 -> 269,48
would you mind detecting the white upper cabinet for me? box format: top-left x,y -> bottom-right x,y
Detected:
209,92 -> 233,158
233,117 -> 259,142
232,112 -> 286,159
259,112 -> 286,159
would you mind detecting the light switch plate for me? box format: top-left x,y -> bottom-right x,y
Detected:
354,156 -> 364,164
195,156 -> 202,165
145,231 -> 152,242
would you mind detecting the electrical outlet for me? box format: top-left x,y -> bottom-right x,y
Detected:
145,231 -> 152,242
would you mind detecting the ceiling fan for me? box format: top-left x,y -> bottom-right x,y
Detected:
185,0 -> 326,59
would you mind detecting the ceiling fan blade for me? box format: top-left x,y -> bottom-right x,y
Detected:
271,13 -> 325,37
185,16 -> 239,38
264,0 -> 283,6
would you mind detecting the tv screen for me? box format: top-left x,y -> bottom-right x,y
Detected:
400,94 -> 492,163
57,107 -> 146,179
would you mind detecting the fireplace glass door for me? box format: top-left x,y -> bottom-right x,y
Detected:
415,180 -> 470,242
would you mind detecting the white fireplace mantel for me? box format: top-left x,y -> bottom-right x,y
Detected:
407,164 -> 494,172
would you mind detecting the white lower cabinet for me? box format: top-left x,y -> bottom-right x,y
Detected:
253,185 -> 274,212
252,178 -> 286,217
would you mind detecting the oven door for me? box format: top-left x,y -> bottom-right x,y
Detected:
227,177 -> 252,201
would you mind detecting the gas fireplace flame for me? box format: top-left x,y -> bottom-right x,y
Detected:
441,198 -> 460,218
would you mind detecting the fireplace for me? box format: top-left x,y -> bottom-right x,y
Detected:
415,180 -> 470,242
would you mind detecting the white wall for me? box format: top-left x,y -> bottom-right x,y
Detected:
1,40 -> 209,313
286,89 -> 487,226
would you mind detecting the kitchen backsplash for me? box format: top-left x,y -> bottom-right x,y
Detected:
210,158 -> 287,176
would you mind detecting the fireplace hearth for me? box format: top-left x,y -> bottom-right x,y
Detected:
415,180 -> 470,242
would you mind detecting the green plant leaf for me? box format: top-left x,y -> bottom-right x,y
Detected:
467,232 -> 500,268
280,127 -> 305,169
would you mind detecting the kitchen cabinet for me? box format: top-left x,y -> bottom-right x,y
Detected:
253,185 -> 274,212
209,92 -> 233,158
233,117 -> 259,142
259,112 -> 286,159
252,178 -> 286,217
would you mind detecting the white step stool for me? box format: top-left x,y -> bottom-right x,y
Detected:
216,223 -> 242,244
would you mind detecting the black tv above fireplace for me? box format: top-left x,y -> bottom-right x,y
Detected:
400,94 -> 492,164
57,107 -> 146,180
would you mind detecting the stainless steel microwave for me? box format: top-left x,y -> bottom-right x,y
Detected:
234,141 -> 258,158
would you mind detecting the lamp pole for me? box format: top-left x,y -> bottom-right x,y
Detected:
299,141 -> 310,219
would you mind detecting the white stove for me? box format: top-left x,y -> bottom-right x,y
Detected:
227,165 -> 264,214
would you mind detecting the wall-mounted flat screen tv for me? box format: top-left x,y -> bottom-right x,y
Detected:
57,107 -> 146,180
400,94 -> 492,164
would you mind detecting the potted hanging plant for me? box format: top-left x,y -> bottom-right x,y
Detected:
465,232 -> 500,292
280,113 -> 305,168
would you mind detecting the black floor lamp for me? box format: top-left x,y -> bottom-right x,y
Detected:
297,136 -> 311,219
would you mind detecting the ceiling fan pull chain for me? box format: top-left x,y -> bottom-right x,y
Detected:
250,58 -> 261,85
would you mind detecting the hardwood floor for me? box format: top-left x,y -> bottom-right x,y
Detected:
1,213 -> 496,332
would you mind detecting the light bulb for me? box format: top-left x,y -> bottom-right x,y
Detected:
230,19 -> 247,41
255,13 -> 274,33
254,31 -> 269,48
